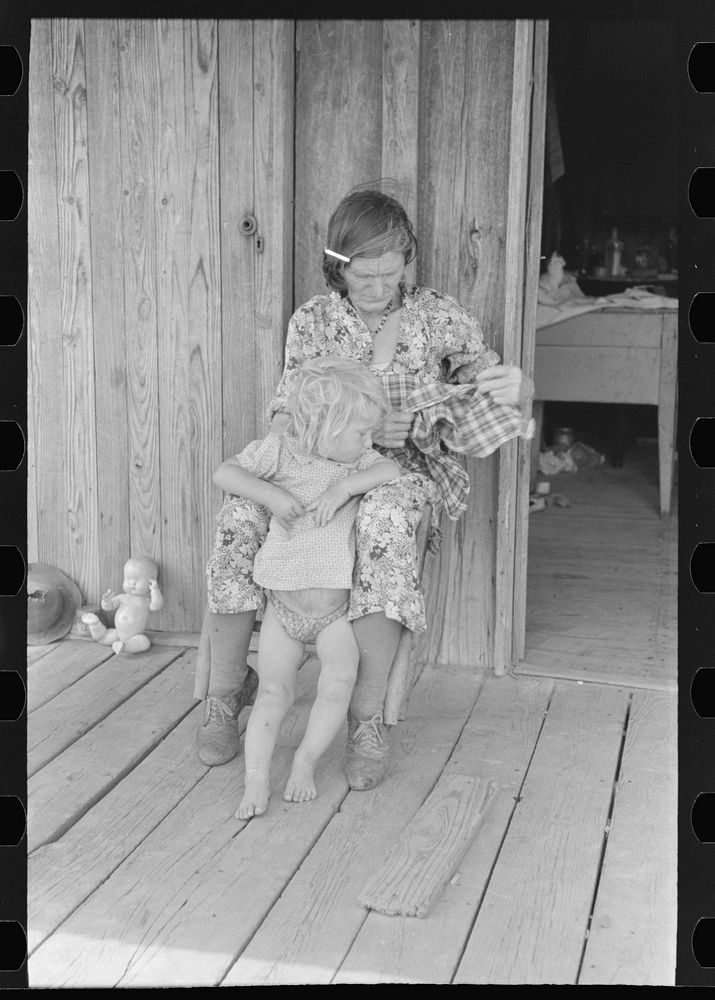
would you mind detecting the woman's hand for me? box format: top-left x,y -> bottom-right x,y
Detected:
305,482 -> 351,527
371,410 -> 415,449
475,364 -> 534,408
268,487 -> 305,529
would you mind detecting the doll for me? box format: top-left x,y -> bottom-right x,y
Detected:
82,555 -> 163,654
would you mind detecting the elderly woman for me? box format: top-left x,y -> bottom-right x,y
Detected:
194,187 -> 533,789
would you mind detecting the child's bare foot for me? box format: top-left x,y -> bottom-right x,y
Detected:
236,772 -> 270,820
283,753 -> 317,803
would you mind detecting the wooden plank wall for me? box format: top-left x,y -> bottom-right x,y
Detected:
29,18 -> 542,655
294,21 -> 385,302
219,21 -> 293,460
416,21 -> 519,668
28,19 -> 294,631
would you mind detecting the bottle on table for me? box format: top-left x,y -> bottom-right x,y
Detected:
605,227 -> 624,277
665,227 -> 678,272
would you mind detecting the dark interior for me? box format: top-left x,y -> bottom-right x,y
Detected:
541,19 -> 677,458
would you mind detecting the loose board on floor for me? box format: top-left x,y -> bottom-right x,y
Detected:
359,774 -> 499,918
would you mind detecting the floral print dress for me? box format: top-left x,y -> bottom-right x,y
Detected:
207,283 -> 501,634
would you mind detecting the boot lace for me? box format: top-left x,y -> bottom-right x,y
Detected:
351,714 -> 386,754
203,696 -> 236,727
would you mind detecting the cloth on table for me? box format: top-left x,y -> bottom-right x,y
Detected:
536,270 -> 677,330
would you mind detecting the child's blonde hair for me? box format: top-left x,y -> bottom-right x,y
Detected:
287,357 -> 390,457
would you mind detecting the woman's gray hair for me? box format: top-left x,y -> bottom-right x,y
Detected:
322,188 -> 417,293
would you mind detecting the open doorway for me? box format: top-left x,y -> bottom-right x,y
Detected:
518,19 -> 678,691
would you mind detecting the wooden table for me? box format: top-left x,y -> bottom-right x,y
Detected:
532,307 -> 678,516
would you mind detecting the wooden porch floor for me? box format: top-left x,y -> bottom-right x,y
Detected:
27,443 -> 676,986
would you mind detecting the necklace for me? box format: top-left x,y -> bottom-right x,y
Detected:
352,298 -> 396,338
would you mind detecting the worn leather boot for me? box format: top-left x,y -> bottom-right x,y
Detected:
196,666 -> 258,766
345,712 -> 390,790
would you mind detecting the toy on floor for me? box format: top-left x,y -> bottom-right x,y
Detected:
82,555 -> 163,654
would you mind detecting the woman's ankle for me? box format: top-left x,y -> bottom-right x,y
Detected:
201,609 -> 257,698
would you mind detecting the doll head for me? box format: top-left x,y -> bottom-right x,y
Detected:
122,556 -> 159,596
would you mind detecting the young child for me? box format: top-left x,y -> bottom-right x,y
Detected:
213,357 -> 402,820
82,555 -> 164,654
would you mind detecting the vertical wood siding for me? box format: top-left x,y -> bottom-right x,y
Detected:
415,21 -> 519,668
29,19 -> 294,631
85,21 -> 131,601
218,20 -> 294,460
29,18 -> 544,656
294,20 -> 384,305
28,19 -> 63,572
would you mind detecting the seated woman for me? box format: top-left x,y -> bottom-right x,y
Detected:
194,186 -> 534,790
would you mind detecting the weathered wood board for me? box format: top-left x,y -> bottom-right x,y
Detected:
28,649 -> 197,852
27,641 -> 114,712
453,682 -> 630,984
358,774 -> 499,917
335,674 -> 553,984
28,655 -> 316,960
29,657 -> 339,986
28,644 -> 187,775
579,690 -> 677,985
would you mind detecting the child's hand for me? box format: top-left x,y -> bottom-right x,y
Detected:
101,589 -> 115,610
305,483 -> 351,527
270,488 -> 305,529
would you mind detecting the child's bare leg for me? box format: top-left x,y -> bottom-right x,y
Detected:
284,618 -> 359,803
236,603 -> 304,820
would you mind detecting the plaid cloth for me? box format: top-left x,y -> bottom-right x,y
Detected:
376,373 -> 533,519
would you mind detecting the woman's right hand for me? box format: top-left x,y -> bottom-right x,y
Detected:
372,409 -> 414,449
269,487 -> 305,529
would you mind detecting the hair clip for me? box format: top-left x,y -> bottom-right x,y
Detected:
324,248 -> 351,263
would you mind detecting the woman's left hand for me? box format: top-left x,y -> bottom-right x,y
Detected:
475,364 -> 534,408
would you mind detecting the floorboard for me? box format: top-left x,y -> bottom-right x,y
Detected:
454,682 -> 630,984
28,649 -> 196,852
28,644 -> 188,775
29,658 -> 332,987
28,708 -> 207,954
27,641 -> 114,712
579,689 -> 677,985
521,440 -> 676,689
334,674 -> 554,984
